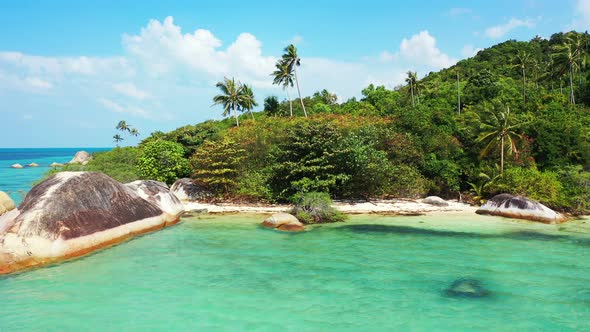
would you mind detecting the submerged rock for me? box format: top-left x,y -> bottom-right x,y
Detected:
125,180 -> 184,216
262,213 -> 305,232
68,151 -> 92,165
0,172 -> 182,275
170,178 -> 212,201
444,278 -> 489,298
27,162 -> 39,167
476,194 -> 566,224
423,196 -> 449,207
10,164 -> 23,169
0,192 -> 15,216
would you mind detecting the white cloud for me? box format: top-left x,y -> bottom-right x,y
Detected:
484,18 -> 537,39
113,82 -> 150,100
25,77 -> 52,89
98,98 -> 151,118
289,35 -> 304,45
446,8 -> 472,17
570,0 -> 590,29
461,45 -> 483,58
399,31 -> 456,68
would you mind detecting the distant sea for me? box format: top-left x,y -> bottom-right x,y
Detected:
0,148 -> 110,205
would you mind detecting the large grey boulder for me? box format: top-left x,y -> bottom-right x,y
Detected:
0,172 -> 183,275
262,213 -> 305,232
125,180 -> 184,216
423,196 -> 449,207
476,193 -> 566,224
0,192 -> 15,216
170,178 -> 212,201
68,151 -> 92,165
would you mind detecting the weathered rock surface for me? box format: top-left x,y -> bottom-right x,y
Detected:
68,151 -> 92,165
444,278 -> 489,298
423,196 -> 449,207
0,172 -> 182,275
170,178 -> 213,201
0,192 -> 15,216
27,163 -> 39,167
476,193 -> 566,224
262,212 -> 305,232
10,164 -> 23,169
125,180 -> 184,216
50,162 -> 64,167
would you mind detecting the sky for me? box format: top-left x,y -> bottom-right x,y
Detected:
0,0 -> 589,148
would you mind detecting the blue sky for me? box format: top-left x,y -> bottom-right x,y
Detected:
0,0 -> 588,147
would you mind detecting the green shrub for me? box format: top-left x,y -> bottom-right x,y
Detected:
290,192 -> 347,224
488,167 -> 562,207
554,166 -> 590,215
137,140 -> 189,185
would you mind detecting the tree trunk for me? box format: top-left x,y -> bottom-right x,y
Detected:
457,71 -> 461,114
286,89 -> 293,117
500,135 -> 505,175
410,82 -> 415,108
569,65 -> 576,105
250,110 -> 255,121
522,67 -> 526,105
293,68 -> 307,117
234,107 -> 239,127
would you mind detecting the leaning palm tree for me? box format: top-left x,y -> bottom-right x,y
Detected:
271,61 -> 295,117
113,134 -> 123,147
212,77 -> 244,127
281,44 -> 307,117
552,35 -> 583,105
405,71 -> 417,108
116,120 -> 129,133
512,50 -> 532,104
476,106 -> 525,174
130,128 -> 140,137
239,84 -> 258,121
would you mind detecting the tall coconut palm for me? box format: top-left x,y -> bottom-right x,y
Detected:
405,71 -> 417,108
476,106 -> 525,174
552,35 -> 583,105
271,61 -> 294,117
281,44 -> 307,117
512,50 -> 532,104
113,134 -> 123,147
212,77 -> 244,127
130,128 -> 140,137
239,84 -> 258,121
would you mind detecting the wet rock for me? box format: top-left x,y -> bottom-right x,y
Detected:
0,172 -> 182,275
10,164 -> 23,169
262,213 -> 305,232
423,196 -> 449,207
170,178 -> 213,201
444,278 -> 489,298
0,191 -> 15,216
68,151 -> 92,165
50,162 -> 64,167
27,163 -> 39,167
125,180 -> 184,216
476,193 -> 566,224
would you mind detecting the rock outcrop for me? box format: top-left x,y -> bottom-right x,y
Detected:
0,192 -> 15,216
125,180 -> 184,216
170,178 -> 213,201
10,164 -> 23,169
0,172 -> 183,275
261,213 -> 305,232
27,163 -> 39,167
68,151 -> 92,165
423,196 -> 449,207
50,162 -> 64,167
444,278 -> 489,298
476,193 -> 567,224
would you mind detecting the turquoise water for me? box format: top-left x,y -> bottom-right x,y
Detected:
0,148 -> 109,204
1,214 -> 589,331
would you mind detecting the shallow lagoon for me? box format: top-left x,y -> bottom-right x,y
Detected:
1,214 -> 589,331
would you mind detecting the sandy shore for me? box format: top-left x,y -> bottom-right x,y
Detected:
182,198 -> 477,215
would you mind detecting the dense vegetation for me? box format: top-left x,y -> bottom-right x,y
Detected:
55,32 -> 590,214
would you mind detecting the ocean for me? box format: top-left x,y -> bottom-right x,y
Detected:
0,148 -> 110,205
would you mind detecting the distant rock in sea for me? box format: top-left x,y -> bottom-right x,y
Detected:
444,278 -> 490,298
476,193 -> 567,224
423,196 -> 449,206
0,172 -> 183,275
27,162 -> 39,167
68,151 -> 92,165
0,191 -> 15,216
10,164 -> 23,169
50,162 -> 64,167
170,178 -> 213,201
262,212 -> 305,232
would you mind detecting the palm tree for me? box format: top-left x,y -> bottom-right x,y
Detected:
476,106 -> 525,174
113,134 -> 123,147
130,128 -> 139,137
405,71 -> 417,108
116,120 -> 129,133
271,62 -> 294,117
281,44 -> 307,117
512,50 -> 532,104
212,77 -> 244,127
552,35 -> 583,105
239,84 -> 258,121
